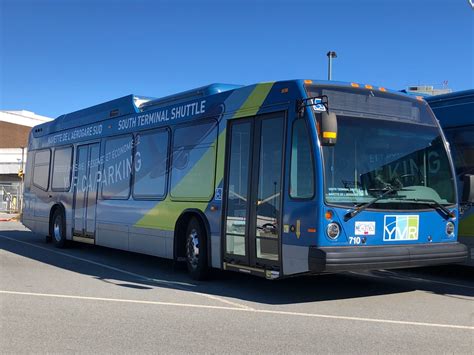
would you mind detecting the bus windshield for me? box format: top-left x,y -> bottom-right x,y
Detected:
307,86 -> 456,207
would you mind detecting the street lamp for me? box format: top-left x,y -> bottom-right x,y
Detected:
327,51 -> 337,80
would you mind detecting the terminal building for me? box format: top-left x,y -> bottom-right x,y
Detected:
0,110 -> 52,213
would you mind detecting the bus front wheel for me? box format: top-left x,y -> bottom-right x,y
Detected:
185,217 -> 208,280
50,208 -> 67,248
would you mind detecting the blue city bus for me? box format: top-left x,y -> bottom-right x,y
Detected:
426,90 -> 474,266
22,80 -> 469,279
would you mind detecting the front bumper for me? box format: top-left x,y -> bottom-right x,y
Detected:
308,242 -> 468,273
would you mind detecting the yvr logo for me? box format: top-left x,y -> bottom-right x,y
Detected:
383,215 -> 419,241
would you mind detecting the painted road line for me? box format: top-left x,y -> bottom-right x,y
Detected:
0,234 -> 193,287
377,270 -> 474,290
194,292 -> 254,310
350,270 -> 474,291
1,290 -> 473,331
0,234 -> 252,310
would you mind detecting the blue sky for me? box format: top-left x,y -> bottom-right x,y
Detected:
1,0 -> 473,118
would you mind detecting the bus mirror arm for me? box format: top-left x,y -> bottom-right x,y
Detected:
296,95 -> 329,118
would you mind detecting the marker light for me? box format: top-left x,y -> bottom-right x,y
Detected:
365,84 -> 373,89
351,83 -> 360,88
379,87 -> 387,92
304,80 -> 313,84
326,222 -> 340,240
446,221 -> 455,236
325,210 -> 333,220
323,131 -> 337,139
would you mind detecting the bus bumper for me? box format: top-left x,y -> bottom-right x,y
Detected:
308,242 -> 468,273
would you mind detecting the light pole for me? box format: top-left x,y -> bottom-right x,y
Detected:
327,51 -> 337,80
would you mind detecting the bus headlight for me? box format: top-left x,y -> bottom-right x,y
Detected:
446,221 -> 455,236
326,222 -> 340,240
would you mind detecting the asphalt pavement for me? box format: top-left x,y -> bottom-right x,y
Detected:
1,221 -> 473,354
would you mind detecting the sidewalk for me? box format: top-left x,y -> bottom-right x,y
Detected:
0,212 -> 19,222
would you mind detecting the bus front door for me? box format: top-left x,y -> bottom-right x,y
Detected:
72,143 -> 100,243
223,112 -> 285,275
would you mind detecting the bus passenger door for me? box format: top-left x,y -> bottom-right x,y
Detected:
223,112 -> 285,275
72,143 -> 100,243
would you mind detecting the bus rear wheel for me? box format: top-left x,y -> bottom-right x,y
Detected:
185,217 -> 208,280
50,208 -> 67,248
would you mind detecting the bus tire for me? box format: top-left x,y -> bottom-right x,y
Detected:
50,208 -> 67,248
185,217 -> 208,280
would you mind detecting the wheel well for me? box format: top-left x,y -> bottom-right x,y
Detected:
174,210 -> 210,260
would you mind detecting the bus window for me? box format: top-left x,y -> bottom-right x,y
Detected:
101,135 -> 133,199
290,119 -> 314,199
133,129 -> 169,199
444,126 -> 474,179
170,121 -> 217,200
33,149 -> 51,191
52,146 -> 73,191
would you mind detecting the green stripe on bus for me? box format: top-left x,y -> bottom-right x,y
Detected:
232,82 -> 274,119
134,145 -> 216,230
170,145 -> 216,198
135,197 -> 208,230
135,83 -> 275,230
459,214 -> 474,236
215,129 -> 227,187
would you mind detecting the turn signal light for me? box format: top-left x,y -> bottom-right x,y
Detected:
325,210 -> 333,220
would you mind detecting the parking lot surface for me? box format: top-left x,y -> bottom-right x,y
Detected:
1,221 -> 473,353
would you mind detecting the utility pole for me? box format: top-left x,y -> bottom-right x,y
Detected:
327,51 -> 337,80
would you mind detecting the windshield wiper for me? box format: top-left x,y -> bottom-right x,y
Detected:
392,198 -> 454,219
344,185 -> 402,221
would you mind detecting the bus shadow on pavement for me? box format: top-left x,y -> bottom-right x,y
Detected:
1,227 -> 473,305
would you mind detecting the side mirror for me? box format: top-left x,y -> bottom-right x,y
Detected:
462,174 -> 474,203
320,111 -> 338,146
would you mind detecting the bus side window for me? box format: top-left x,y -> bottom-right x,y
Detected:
444,127 -> 474,178
101,135 -> 133,199
51,146 -> 73,191
133,129 -> 169,199
170,120 -> 217,201
32,149 -> 51,191
290,119 -> 315,199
